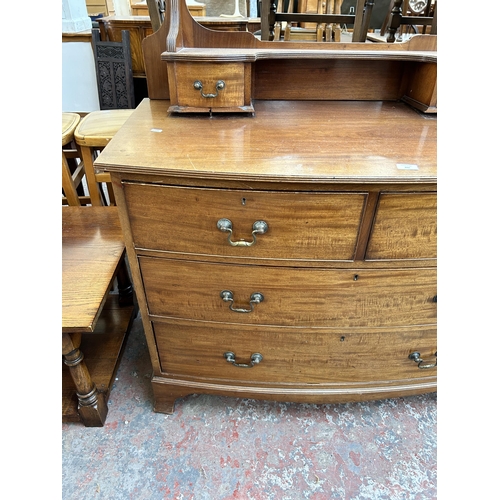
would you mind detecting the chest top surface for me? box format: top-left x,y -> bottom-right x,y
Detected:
95,99 -> 437,184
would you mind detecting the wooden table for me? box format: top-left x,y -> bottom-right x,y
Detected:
97,16 -> 154,78
194,16 -> 261,33
130,1 -> 207,17
62,207 -> 136,426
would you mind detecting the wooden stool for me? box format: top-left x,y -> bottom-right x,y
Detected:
74,109 -> 134,206
62,113 -> 89,206
62,206 -> 136,426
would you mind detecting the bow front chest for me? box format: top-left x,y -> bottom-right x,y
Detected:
96,98 -> 437,413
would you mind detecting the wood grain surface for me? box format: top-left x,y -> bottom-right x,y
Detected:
96,99 -> 436,184
139,257 -> 437,327
123,183 -> 366,261
62,207 -> 125,332
153,319 -> 436,384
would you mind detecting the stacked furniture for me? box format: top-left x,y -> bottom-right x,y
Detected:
74,109 -> 134,205
62,112 -> 137,426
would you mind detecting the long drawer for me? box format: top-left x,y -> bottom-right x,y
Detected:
123,183 -> 366,261
140,257 -> 437,327
153,319 -> 437,384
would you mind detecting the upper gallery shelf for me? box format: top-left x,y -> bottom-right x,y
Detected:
141,0 -> 437,114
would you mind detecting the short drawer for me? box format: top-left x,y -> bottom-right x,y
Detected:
124,183 -> 367,262
366,192 -> 437,260
140,257 -> 437,328
167,61 -> 252,112
153,319 -> 437,384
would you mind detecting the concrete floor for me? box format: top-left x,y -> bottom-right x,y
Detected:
62,313 -> 437,499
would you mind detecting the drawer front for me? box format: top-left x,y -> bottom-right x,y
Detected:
366,192 -> 437,260
140,258 -> 437,327
153,320 -> 437,384
123,183 -> 366,262
172,62 -> 246,109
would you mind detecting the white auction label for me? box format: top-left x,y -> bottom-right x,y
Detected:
397,163 -> 419,170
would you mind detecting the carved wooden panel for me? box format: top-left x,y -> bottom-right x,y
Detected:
92,29 -> 135,109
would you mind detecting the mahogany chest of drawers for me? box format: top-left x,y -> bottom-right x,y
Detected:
96,98 -> 437,413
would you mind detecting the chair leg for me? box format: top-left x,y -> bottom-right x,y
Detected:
62,332 -> 108,426
81,146 -> 104,206
63,141 -> 86,197
106,182 -> 116,205
98,183 -> 109,206
62,153 -> 81,206
386,0 -> 403,43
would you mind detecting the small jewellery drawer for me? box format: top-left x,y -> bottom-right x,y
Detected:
153,319 -> 437,384
166,61 -> 253,112
139,257 -> 437,328
366,192 -> 437,260
123,183 -> 366,262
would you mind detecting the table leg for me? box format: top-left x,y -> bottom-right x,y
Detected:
62,332 -> 108,427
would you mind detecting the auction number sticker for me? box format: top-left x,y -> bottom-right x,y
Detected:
397,163 -> 419,170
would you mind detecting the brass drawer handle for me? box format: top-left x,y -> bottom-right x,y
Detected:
409,351 -> 437,369
220,290 -> 264,313
193,80 -> 225,98
217,218 -> 269,247
224,351 -> 263,368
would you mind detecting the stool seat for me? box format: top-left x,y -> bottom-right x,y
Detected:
62,113 -> 81,145
74,109 -> 134,147
74,109 -> 134,206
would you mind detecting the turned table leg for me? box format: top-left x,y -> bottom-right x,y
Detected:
62,332 -> 108,427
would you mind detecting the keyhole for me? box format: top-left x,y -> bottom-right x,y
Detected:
353,274 -> 359,281
340,336 -> 345,342
242,198 -> 246,206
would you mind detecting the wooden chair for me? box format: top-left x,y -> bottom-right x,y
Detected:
62,113 -> 89,206
92,28 -> 135,110
74,109 -> 134,206
382,0 -> 437,43
261,0 -> 374,42
62,127 -> 137,425
145,0 -> 166,32
280,0 -> 344,42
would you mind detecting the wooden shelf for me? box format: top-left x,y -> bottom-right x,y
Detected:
62,293 -> 136,423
